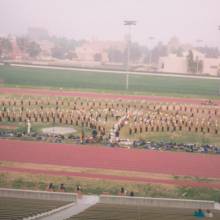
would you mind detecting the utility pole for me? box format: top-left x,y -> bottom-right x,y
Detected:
124,20 -> 136,90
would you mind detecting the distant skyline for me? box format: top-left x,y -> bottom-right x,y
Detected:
0,0 -> 220,47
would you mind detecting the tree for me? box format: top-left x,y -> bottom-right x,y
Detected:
107,48 -> 124,63
129,42 -> 142,63
198,60 -> 204,73
2,38 -> 12,52
151,42 -> 168,63
17,37 -> 41,58
16,37 -> 29,51
176,47 -> 184,57
26,41 -> 41,58
186,50 -> 204,74
0,38 -> 12,58
196,46 -> 220,58
66,51 -> 78,60
187,50 -> 196,73
50,37 -> 81,60
94,53 -> 102,62
51,46 -> 66,59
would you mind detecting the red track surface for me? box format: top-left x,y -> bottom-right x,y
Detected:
0,139 -> 220,179
1,87 -> 220,105
1,166 -> 220,188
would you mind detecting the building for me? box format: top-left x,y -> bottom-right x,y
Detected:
75,40 -> 125,63
159,50 -> 220,76
38,40 -> 54,58
202,58 -> 220,76
158,54 -> 188,74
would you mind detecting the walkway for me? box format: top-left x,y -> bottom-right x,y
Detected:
40,195 -> 99,220
215,203 -> 220,210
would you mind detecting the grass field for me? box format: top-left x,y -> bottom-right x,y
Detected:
2,121 -> 220,145
0,66 -> 220,98
1,172 -> 220,201
120,128 -> 220,146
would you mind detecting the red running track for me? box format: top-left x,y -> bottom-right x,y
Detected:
0,139 -> 220,178
0,87 -> 219,105
1,167 -> 220,188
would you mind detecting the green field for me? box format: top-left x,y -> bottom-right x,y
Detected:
1,172 -> 220,201
0,66 -> 220,98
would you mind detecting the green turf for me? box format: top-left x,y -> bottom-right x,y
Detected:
0,66 -> 220,98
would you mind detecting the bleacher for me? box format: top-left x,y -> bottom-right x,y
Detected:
0,189 -> 219,220
0,197 -> 69,220
67,203 -> 220,220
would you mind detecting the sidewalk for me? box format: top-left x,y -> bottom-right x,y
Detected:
215,202 -> 220,210
40,195 -> 99,220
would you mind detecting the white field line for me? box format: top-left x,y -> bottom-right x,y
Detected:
10,63 -> 220,80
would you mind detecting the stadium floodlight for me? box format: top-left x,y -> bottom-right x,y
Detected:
123,20 -> 137,90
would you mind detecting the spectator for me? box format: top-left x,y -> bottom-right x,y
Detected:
120,187 -> 125,196
76,185 -> 81,192
92,129 -> 97,139
76,184 -> 82,198
59,183 -> 65,192
130,191 -> 134,197
47,183 -> 54,192
193,209 -> 205,218
205,210 -> 213,218
80,129 -> 85,144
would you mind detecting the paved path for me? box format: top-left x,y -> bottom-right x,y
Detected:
215,203 -> 220,210
40,195 -> 99,220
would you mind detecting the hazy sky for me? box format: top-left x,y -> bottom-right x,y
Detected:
0,0 -> 220,47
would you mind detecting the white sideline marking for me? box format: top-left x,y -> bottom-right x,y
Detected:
10,63 -> 220,80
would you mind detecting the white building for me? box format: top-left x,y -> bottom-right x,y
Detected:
202,58 -> 220,76
158,54 -> 188,74
159,50 -> 220,76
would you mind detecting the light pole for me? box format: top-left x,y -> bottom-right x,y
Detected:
124,20 -> 136,90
